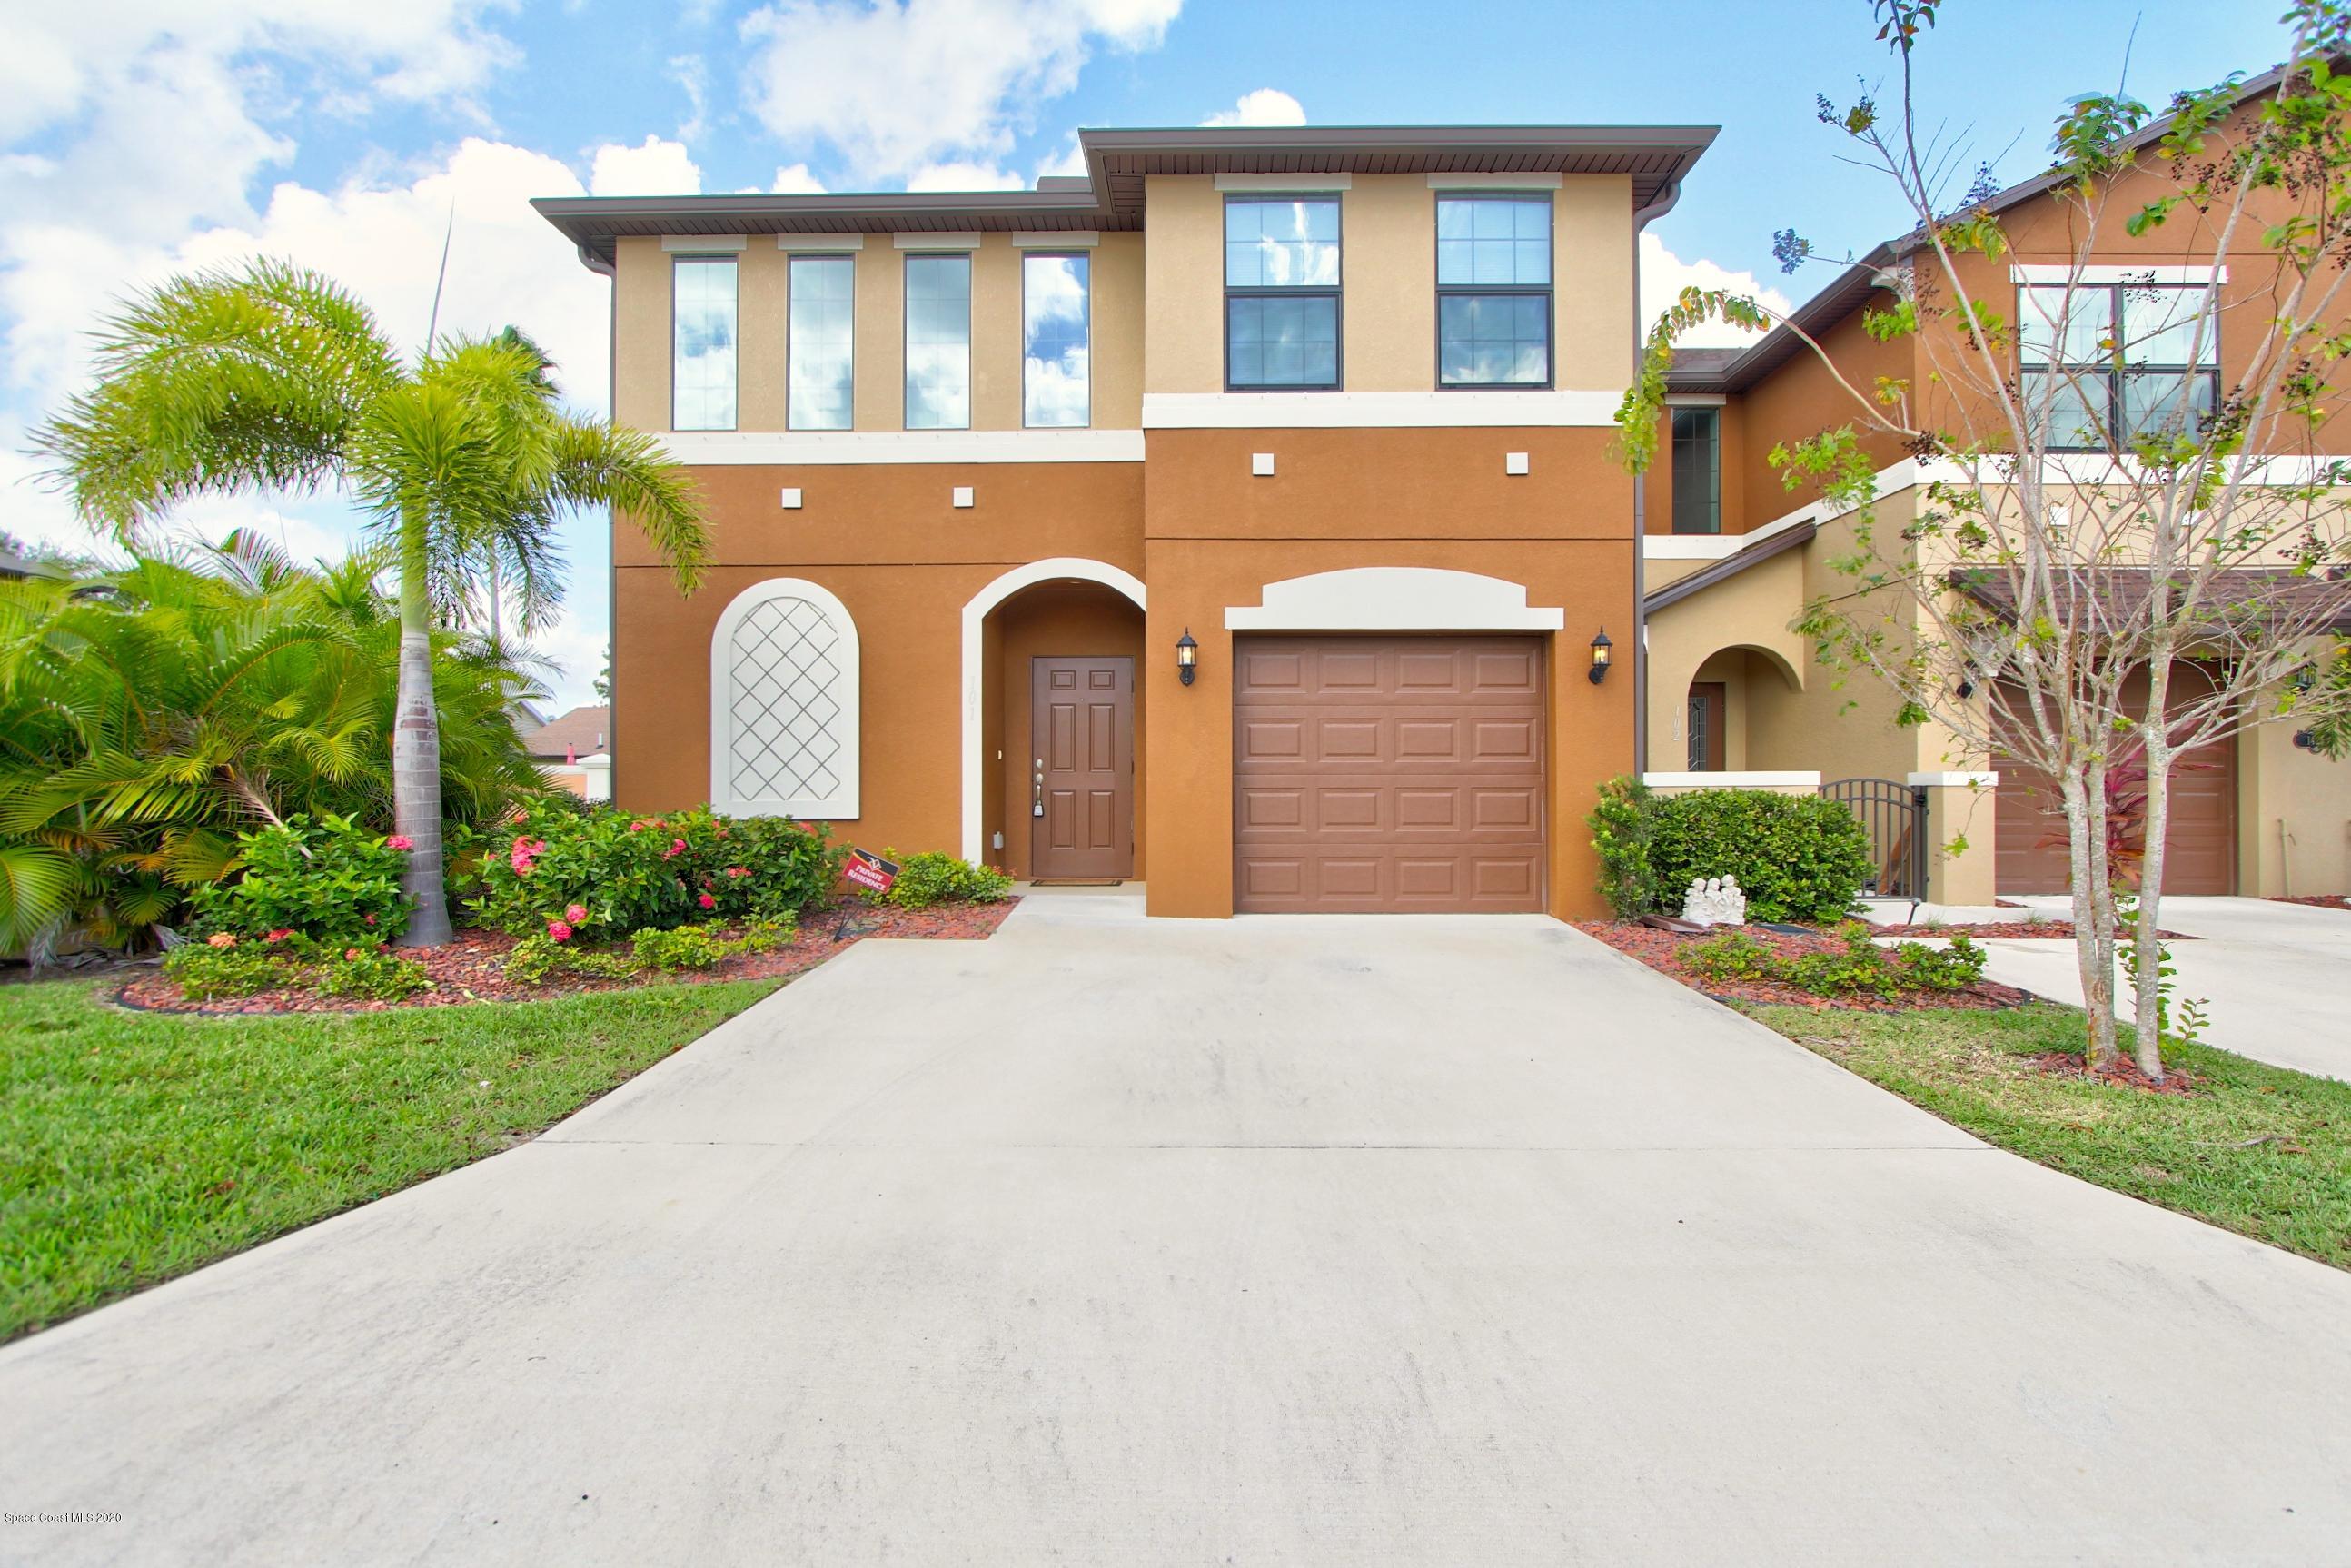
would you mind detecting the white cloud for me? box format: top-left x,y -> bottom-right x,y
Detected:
770,164 -> 828,194
1638,233 -> 1795,350
1202,88 -> 1304,128
905,161 -> 1027,192
590,135 -> 704,197
738,0 -> 1182,181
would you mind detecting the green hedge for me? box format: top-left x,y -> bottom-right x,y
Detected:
1589,778 -> 1873,923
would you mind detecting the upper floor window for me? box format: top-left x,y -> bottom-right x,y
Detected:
905,253 -> 972,430
672,255 -> 738,432
2019,281 -> 2217,452
1225,196 -> 1341,390
1023,253 -> 1091,427
1670,407 -> 1721,534
788,254 -> 855,432
1436,194 -> 1552,387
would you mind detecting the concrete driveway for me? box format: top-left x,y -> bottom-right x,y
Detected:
6,889 -> 2351,1565
1977,895 -> 2351,1081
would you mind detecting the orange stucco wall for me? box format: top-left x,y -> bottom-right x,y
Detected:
1139,426 -> 1637,921
992,581 -> 1147,879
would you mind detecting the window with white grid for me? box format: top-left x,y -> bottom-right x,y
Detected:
709,579 -> 860,818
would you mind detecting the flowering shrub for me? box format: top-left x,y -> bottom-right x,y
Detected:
314,948 -> 432,1001
188,813 -> 413,946
1683,923 -> 1988,999
464,803 -> 842,940
501,915 -> 794,985
162,941 -> 301,999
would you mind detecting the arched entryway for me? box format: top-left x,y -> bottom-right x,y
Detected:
961,561 -> 1147,878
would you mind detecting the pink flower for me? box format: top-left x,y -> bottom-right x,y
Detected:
344,947 -> 363,961
699,892 -> 716,909
565,904 -> 588,923
206,932 -> 237,948
664,839 -> 686,859
263,928 -> 293,944
725,866 -> 748,878
547,919 -> 573,943
363,913 -> 377,926
386,834 -> 414,851
629,819 -> 651,833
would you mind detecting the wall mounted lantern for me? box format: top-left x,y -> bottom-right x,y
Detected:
1587,629 -> 1612,685
1176,628 -> 1199,686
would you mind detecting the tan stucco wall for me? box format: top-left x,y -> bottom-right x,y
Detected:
1090,233 -> 1145,429
1642,548 -> 1809,769
1141,173 -> 1634,396
2243,700 -> 2351,897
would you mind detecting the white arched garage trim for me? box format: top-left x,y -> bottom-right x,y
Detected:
710,577 -> 861,819
961,558 -> 1147,862
1223,566 -> 1564,630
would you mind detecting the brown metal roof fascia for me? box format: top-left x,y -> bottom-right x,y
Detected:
1642,521 -> 1819,614
1080,124 -> 1717,222
531,189 -> 1118,266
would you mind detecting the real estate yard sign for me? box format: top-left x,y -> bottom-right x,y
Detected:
843,849 -> 899,895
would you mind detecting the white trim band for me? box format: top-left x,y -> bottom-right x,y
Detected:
1642,770 -> 1823,789
1215,173 -> 1352,192
1427,173 -> 1562,189
2010,263 -> 2227,285
1012,230 -> 1098,248
894,232 -> 981,250
661,235 -> 747,253
1144,390 -> 1621,429
660,430 -> 1145,465
962,560 -> 1148,863
1225,567 -> 1564,632
1908,771 -> 1999,788
776,233 -> 864,252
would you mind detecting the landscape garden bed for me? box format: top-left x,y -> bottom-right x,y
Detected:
114,895 -> 1017,1016
2271,894 -> 2351,911
1579,919 -> 2035,1012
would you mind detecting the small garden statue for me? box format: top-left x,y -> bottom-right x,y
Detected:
1681,875 -> 1747,928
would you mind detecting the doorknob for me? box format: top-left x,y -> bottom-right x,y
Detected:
1033,759 -> 1045,817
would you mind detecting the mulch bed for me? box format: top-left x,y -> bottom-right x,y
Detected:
1863,919 -> 2192,940
2027,1052 -> 2204,1097
1577,920 -> 2037,1013
111,895 -> 1019,1017
2272,895 -> 2351,912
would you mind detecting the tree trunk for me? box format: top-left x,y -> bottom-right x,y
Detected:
2132,739 -> 2175,1081
392,506 -> 453,947
2062,761 -> 2121,1068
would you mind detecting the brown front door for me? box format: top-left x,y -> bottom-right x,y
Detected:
1994,662 -> 2237,895
1030,656 -> 1134,879
1233,635 -> 1547,913
1687,682 -> 1727,771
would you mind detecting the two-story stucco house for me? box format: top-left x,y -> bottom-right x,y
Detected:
534,91 -> 2351,918
535,127 -> 1711,918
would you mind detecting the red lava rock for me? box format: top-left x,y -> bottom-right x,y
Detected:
1573,919 -> 2037,1013
113,896 -> 1020,1017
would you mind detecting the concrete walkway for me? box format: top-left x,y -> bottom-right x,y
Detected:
1975,895 -> 2351,1081
5,890 -> 2351,1565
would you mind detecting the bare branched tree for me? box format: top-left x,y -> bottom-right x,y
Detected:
1618,0 -> 2351,1077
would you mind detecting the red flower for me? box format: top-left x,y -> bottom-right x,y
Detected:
386,834 -> 414,851
698,892 -> 716,909
565,903 -> 588,923
664,838 -> 686,859
344,948 -> 363,961
363,913 -> 377,926
629,819 -> 651,833
263,928 -> 293,944
547,919 -> 573,943
725,866 -> 748,878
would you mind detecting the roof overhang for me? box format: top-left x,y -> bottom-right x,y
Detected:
534,124 -> 1718,271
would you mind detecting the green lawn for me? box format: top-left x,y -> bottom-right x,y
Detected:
1,976 -> 783,1341
1751,1002 -> 2351,1270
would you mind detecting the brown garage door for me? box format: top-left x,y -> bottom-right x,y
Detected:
1995,662 -> 2237,895
1233,635 -> 1546,912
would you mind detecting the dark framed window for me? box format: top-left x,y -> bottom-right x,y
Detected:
2018,280 -> 2218,451
1670,406 -> 1721,534
671,255 -> 738,432
1436,194 -> 1552,387
1225,195 -> 1341,390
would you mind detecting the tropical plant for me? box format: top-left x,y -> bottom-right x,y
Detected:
868,850 -> 1015,909
1587,774 -> 1659,918
0,532 -> 544,958
35,261 -> 711,944
187,813 -> 413,947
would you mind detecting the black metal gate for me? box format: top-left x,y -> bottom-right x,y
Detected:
1820,778 -> 1929,899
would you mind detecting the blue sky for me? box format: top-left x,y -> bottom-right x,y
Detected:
0,0 -> 2287,711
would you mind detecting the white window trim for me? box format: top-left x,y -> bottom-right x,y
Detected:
895,231 -> 983,250
661,430 -> 1142,464
709,578 -> 861,819
661,235 -> 747,253
1225,567 -> 1564,631
960,558 -> 1147,862
1427,172 -> 1562,189
1144,390 -> 1619,428
1013,230 -> 1098,248
1215,173 -> 1352,192
777,233 -> 864,252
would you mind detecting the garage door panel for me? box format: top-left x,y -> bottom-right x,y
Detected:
1235,635 -> 1546,913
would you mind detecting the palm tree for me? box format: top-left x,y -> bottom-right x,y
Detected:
0,531 -> 546,956
36,261 -> 709,944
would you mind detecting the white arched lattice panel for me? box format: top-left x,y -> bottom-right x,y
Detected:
709,579 -> 860,819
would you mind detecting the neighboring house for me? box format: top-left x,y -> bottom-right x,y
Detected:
537,127 -> 1703,917
1644,64 -> 2351,904
532,94 -> 2350,918
521,703 -> 611,799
